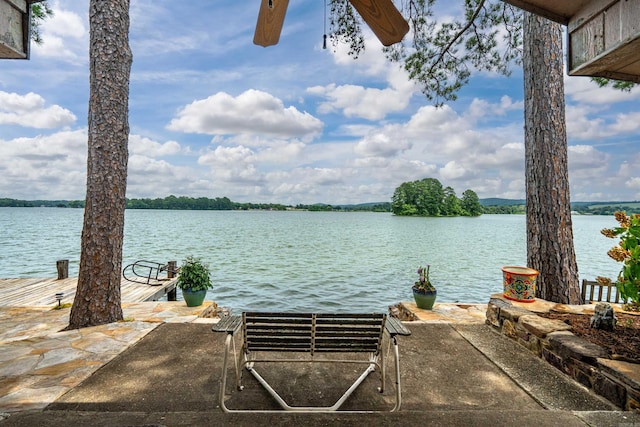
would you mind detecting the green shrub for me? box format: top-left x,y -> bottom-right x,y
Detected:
599,211 -> 640,311
177,256 -> 212,292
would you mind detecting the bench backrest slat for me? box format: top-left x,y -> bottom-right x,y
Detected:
243,312 -> 386,355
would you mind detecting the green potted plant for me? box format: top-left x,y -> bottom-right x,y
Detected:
177,256 -> 213,307
598,211 -> 640,312
412,264 -> 437,310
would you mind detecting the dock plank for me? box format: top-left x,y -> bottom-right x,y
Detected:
0,276 -> 177,307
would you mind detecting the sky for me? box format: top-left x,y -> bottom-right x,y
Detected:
1,0 -> 639,205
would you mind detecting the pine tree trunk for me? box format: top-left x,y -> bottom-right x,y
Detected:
523,13 -> 582,304
68,0 -> 132,329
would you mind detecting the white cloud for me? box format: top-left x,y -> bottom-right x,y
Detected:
626,177 -> 640,190
0,92 -> 76,128
0,130 -> 86,199
354,131 -> 410,157
167,90 -> 323,140
567,105 -> 640,140
126,154 -> 203,198
309,34 -> 417,120
330,31 -> 391,76
565,76 -> 640,105
32,4 -> 87,62
309,83 -> 411,120
465,96 -> 523,119
199,145 -> 255,166
128,135 -> 182,157
440,160 -> 468,180
405,105 -> 463,135
255,141 -> 306,164
569,144 -> 609,169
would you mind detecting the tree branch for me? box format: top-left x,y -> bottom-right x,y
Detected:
427,0 -> 485,76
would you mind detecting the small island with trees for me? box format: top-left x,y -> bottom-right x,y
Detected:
391,178 -> 482,217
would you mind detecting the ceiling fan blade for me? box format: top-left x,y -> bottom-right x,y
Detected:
253,0 -> 290,47
348,0 -> 409,46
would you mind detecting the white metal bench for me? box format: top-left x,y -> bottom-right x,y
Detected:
212,312 -> 411,413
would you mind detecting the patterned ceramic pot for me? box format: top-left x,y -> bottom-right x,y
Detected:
502,266 -> 539,303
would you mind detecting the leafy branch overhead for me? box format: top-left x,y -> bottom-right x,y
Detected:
330,0 -> 522,105
329,0 -> 636,105
30,1 -> 54,45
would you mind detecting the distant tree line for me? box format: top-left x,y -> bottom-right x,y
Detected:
295,203 -> 391,212
0,197 -> 390,212
0,198 -> 84,208
480,202 -> 640,216
391,178 -> 482,217
481,204 -> 526,214
570,203 -> 640,216
126,196 -> 291,210
124,195 -> 285,211
6,195 -> 636,215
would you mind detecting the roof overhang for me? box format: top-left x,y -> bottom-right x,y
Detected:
0,0 -> 31,59
503,0 -> 640,83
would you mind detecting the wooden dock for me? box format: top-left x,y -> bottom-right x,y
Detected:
0,276 -> 178,307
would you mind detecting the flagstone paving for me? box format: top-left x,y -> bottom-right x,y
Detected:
0,301 -> 218,412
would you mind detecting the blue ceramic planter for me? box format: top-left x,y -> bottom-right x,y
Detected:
413,288 -> 437,310
182,288 -> 207,307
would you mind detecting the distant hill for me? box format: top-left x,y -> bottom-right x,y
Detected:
572,201 -> 640,209
477,198 -> 640,216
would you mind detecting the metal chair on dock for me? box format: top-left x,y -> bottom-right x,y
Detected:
122,260 -> 177,285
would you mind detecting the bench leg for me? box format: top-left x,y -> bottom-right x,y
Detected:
390,336 -> 402,412
219,334 -> 233,412
246,360 -> 377,412
220,333 -> 245,412
379,339 -> 386,393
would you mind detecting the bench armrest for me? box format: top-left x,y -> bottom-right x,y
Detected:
212,315 -> 242,334
385,316 -> 411,337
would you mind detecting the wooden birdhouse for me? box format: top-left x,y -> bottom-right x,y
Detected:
504,0 -> 640,83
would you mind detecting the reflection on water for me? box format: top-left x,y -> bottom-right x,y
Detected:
0,208 -> 620,312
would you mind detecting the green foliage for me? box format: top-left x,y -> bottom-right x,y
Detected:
391,177 -> 481,217
481,204 -> 525,214
0,197 -> 392,212
30,1 -> 53,45
414,264 -> 435,292
599,212 -> 640,308
591,77 -> 637,92
328,1 -> 637,104
177,256 -> 213,291
443,186 -> 462,216
461,189 -> 482,216
330,0 -> 522,105
127,195 -> 240,210
0,198 -> 84,208
329,0 -> 365,57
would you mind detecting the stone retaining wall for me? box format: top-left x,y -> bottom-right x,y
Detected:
486,296 -> 640,411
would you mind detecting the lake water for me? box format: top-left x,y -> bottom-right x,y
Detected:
0,208 -> 621,312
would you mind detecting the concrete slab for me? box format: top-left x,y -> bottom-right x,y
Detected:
453,324 -> 616,411
2,302 -> 640,426
43,323 -> 543,413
